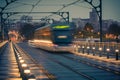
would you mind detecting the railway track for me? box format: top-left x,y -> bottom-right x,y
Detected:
37,51 -> 120,80
17,42 -> 120,80
60,53 -> 120,74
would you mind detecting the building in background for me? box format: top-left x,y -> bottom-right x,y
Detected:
72,8 -> 120,33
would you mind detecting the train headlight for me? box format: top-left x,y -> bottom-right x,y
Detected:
54,44 -> 58,47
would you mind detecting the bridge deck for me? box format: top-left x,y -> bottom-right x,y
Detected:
0,43 -> 22,80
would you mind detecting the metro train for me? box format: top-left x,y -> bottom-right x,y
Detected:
29,22 -> 74,52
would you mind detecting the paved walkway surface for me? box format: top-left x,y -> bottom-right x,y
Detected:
76,53 -> 120,64
0,43 -> 22,80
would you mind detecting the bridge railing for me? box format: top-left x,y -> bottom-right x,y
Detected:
72,41 -> 120,60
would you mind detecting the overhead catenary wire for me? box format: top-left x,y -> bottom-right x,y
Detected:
4,4 -> 28,10
27,0 -> 42,16
45,0 -> 83,20
2,0 -> 93,22
5,0 -> 38,10
15,1 -> 34,6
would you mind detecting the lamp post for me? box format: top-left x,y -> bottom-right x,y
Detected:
106,48 -> 110,59
99,47 -> 102,57
115,49 -> 119,60
82,45 -> 85,54
92,47 -> 95,56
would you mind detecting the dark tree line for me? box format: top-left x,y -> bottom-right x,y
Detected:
108,23 -> 120,36
19,23 -> 34,40
19,22 -> 46,40
19,22 -> 120,41
83,23 -> 93,31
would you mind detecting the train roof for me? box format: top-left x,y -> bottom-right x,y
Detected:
35,22 -> 74,31
35,24 -> 51,31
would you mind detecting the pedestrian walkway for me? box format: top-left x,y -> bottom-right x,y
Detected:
74,52 -> 120,65
0,43 -> 22,80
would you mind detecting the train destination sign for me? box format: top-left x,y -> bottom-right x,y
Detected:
53,25 -> 70,29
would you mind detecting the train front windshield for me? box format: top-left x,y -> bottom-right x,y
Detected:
51,25 -> 73,45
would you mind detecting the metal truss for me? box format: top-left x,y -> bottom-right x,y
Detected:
2,12 -> 69,23
0,0 -> 102,42
84,0 -> 102,42
0,0 -> 18,40
0,0 -> 18,12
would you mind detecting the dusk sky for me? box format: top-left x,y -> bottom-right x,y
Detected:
0,0 -> 120,21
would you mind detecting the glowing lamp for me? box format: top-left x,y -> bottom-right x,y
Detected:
24,69 -> 31,74
22,63 -> 27,67
115,49 -> 119,52
99,47 -> 102,51
92,47 -> 95,49
106,48 -> 110,52
18,57 -> 22,60
82,46 -> 84,48
20,60 -> 24,63
87,46 -> 90,49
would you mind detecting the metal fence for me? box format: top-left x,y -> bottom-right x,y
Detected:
72,41 -> 120,60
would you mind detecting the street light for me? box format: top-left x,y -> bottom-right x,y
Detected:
99,47 -> 102,57
92,47 -> 95,56
87,46 -> 90,55
106,48 -> 110,59
82,46 -> 85,54
115,49 -> 119,60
